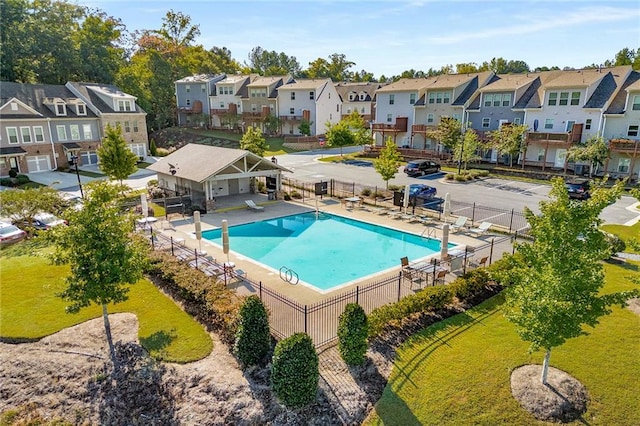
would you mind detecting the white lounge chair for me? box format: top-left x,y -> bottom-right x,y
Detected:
450,216 -> 468,233
468,221 -> 492,236
245,200 -> 264,211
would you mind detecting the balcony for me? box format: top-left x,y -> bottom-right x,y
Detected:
211,108 -> 236,115
411,124 -> 438,133
609,139 -> 639,153
372,118 -> 408,133
242,111 -> 267,119
525,132 -> 572,144
281,115 -> 304,122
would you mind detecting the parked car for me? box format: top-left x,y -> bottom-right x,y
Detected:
0,222 -> 27,245
565,180 -> 590,200
401,184 -> 437,205
404,159 -> 441,177
29,213 -> 68,230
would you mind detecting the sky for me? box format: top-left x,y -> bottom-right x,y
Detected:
88,0 -> 640,77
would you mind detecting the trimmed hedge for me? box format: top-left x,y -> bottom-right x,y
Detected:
448,268 -> 491,301
234,295 -> 270,367
337,303 -> 368,365
271,333 -> 319,408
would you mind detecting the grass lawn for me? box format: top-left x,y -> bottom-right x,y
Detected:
0,249 -> 212,363
601,221 -> 640,254
364,260 -> 640,425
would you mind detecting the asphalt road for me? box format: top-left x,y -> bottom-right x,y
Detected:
276,147 -> 640,226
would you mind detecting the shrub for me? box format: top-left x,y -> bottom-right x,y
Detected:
361,188 -> 372,197
454,174 -> 468,182
0,178 -> 13,187
449,268 -> 491,301
337,303 -> 369,365
290,190 -> 302,199
15,174 -> 30,185
388,184 -> 401,191
156,147 -> 170,157
368,286 -> 453,338
8,169 -> 18,178
283,192 -> 292,201
271,333 -> 319,408
444,174 -> 455,180
603,232 -> 626,257
257,181 -> 266,193
149,138 -> 158,156
234,295 -> 271,367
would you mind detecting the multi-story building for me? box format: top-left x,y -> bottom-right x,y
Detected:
334,82 -> 382,123
209,74 -> 256,130
276,79 -> 341,135
240,75 -> 292,132
175,74 -> 226,127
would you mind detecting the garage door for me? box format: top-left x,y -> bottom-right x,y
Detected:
26,155 -> 51,173
80,151 -> 98,165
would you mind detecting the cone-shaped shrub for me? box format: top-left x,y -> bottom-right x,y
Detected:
234,295 -> 270,367
337,303 -> 369,365
271,333 -> 318,408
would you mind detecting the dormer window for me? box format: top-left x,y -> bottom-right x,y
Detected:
117,100 -> 132,112
77,104 -> 86,116
55,103 -> 67,116
291,92 -> 296,100
359,93 -> 365,101
349,93 -> 355,101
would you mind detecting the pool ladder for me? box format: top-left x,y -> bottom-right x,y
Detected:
279,266 -> 299,285
421,227 -> 436,239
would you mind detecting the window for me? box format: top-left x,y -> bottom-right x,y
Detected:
514,117 -> 521,125
537,149 -> 545,162
55,103 -> 66,116
389,94 -> 394,105
482,118 -> 490,128
443,92 -> 450,103
493,94 -> 501,107
565,120 -> 575,132
628,124 -> 639,137
20,127 -> 32,143
548,92 -> 557,106
56,125 -> 67,140
409,93 -> 416,104
436,93 -> 442,104
124,121 -> 131,133
428,93 -> 435,104
359,93 -> 365,101
251,104 -> 257,112
34,126 -> 44,142
427,113 -> 434,123
77,104 -> 86,115
484,94 -> 492,107
186,85 -> 190,93
7,127 -> 18,143
186,99 -> 191,106
544,119 -> 553,129
617,158 -> 631,173
502,94 -> 510,107
336,104 -> 339,112
70,125 -> 80,140
386,113 -> 392,123
346,107 -> 351,114
632,95 -> 640,110
201,84 -> 206,93
82,124 -> 92,140
559,92 -> 569,106
585,119 -> 592,130
349,93 -> 355,101
220,102 -> 224,108
117,100 -> 132,111
291,92 -> 295,100
309,91 -> 314,100
361,107 -> 365,113
289,107 -> 295,115
571,92 -> 580,106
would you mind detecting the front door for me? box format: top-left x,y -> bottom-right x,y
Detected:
554,149 -> 567,168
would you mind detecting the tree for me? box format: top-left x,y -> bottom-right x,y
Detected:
246,46 -> 301,76
426,116 -> 463,150
240,126 -> 268,157
325,121 -> 355,156
454,129 -> 480,172
343,111 -> 372,148
298,118 -> 313,136
0,187 -> 64,233
487,123 -> 528,167
209,46 -> 241,74
262,114 -> 281,136
97,123 -> 139,184
567,136 -> 609,177
503,178 -> 635,384
374,138 -> 402,188
51,180 -> 147,368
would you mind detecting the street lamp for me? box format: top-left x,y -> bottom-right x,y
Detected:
70,155 -> 84,199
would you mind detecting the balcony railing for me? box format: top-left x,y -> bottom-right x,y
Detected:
211,108 -> 237,115
411,124 -> 438,133
609,139 -> 639,153
241,112 -> 266,118
525,132 -> 571,144
372,122 -> 407,132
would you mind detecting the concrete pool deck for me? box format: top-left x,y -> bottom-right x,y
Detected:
153,194 -> 513,305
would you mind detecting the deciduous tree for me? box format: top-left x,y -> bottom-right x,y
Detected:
426,116 -> 463,150
325,121 -> 354,156
97,123 -> 139,184
487,123 -> 528,167
454,129 -> 480,172
567,136 -> 609,177
240,126 -> 268,157
374,138 -> 402,188
0,187 -> 64,232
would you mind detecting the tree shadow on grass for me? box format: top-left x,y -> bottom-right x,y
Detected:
139,329 -> 177,357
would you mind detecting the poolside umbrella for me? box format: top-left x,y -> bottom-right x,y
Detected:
140,193 -> 148,218
222,219 -> 230,262
440,224 -> 449,260
194,211 -> 202,252
403,184 -> 411,214
443,193 -> 451,222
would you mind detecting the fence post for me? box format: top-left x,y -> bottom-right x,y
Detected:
397,271 -> 402,302
259,281 -> 262,300
170,237 -> 174,256
304,305 -> 308,334
489,238 -> 494,265
353,182 -> 356,196
356,286 -> 359,304
472,202 -> 476,224
150,225 -> 155,250
194,249 -> 198,269
509,209 -> 514,232
463,246 -> 468,275
512,231 -> 517,254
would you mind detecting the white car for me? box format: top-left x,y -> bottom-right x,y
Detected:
0,222 -> 27,245
31,213 -> 67,230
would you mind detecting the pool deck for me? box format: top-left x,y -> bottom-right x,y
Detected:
153,194 -> 513,305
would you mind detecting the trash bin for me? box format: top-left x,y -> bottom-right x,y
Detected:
268,190 -> 275,200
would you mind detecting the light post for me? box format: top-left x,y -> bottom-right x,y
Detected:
71,155 -> 84,199
457,137 -> 464,175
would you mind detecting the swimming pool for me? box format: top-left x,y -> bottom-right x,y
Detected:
202,212 -> 455,292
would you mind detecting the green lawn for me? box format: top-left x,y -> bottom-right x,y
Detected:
365,260 -> 640,425
0,250 -> 212,363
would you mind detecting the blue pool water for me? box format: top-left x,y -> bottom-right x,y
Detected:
202,212 -> 453,292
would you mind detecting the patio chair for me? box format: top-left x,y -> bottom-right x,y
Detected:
450,216 -> 468,233
245,200 -> 264,211
468,221 -> 492,236
403,268 -> 424,290
433,269 -> 448,285
400,256 -> 409,268
469,256 -> 489,269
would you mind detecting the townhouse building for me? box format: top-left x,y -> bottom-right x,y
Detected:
209,74 -> 256,129
241,75 -> 293,132
0,82 -> 147,177
175,74 -> 227,127
334,82 -> 382,123
276,79 -> 341,135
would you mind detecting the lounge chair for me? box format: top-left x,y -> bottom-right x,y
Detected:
450,216 -> 468,233
468,221 -> 492,236
245,200 -> 264,211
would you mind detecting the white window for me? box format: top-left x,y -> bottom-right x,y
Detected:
566,120 -> 575,132
220,102 -> 224,108
544,119 -> 553,129
20,127 -> 32,143
7,127 -> 18,144
34,126 -> 45,142
628,124 -> 639,137
309,91 -> 314,100
201,84 -> 206,93
537,149 -> 545,162
513,117 -> 521,125
82,124 -> 92,140
133,122 -> 139,132
10,103 -> 18,111
484,94 -> 492,107
77,104 -> 86,115
117,100 -> 132,111
359,93 -> 365,101
617,158 -> 630,173
124,121 -> 131,133
348,93 -> 355,101
289,107 -> 295,115
443,92 -> 450,103
56,125 -> 67,140
502,94 -> 510,107
70,125 -> 80,140
428,93 -> 435,104
548,92 -> 557,106
129,143 -> 146,158
571,92 -> 580,106
386,113 -> 392,123
291,92 -> 295,100
251,104 -> 257,112
55,103 -> 66,116
389,94 -> 394,105
482,118 -> 490,128
493,94 -> 501,107
427,113 -> 434,123
409,93 -> 416,104
186,85 -> 190,92
436,93 -> 442,104
559,92 -> 569,106
632,95 -> 640,110
585,119 -> 592,130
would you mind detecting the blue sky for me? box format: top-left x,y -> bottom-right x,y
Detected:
89,1 -> 640,77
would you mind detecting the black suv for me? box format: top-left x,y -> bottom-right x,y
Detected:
404,159 -> 441,177
565,180 -> 590,200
